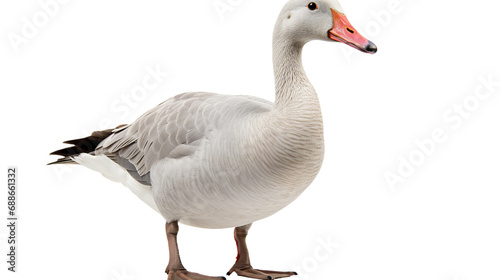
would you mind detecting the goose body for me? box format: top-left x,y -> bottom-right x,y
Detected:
50,1 -> 376,279
75,84 -> 324,228
92,90 -> 323,229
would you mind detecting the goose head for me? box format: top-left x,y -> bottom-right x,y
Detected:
275,0 -> 377,54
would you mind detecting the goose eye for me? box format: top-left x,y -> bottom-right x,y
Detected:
308,2 -> 318,11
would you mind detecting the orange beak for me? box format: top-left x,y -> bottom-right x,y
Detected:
328,9 -> 377,54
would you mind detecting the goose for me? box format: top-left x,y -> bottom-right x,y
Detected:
49,0 -> 376,279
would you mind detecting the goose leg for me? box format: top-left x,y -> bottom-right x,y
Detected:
226,224 -> 297,280
165,221 -> 226,280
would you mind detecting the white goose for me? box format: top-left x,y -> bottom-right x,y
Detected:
50,0 -> 376,279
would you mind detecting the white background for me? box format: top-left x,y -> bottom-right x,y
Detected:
1,0 -> 500,280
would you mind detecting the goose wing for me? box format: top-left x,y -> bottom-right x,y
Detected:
96,92 -> 272,185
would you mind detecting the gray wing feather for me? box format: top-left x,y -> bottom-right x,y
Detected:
95,91 -> 272,186
96,92 -> 218,181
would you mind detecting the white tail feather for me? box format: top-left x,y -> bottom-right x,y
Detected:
73,154 -> 160,213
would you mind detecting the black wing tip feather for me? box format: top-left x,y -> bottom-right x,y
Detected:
48,126 -> 126,165
47,157 -> 77,165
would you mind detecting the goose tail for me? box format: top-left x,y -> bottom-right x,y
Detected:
48,126 -> 125,165
48,125 -> 160,214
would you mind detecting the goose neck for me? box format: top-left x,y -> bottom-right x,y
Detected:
272,36 -> 317,111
